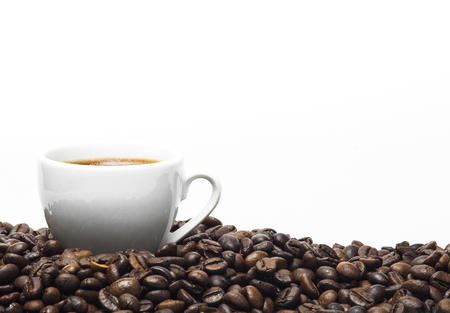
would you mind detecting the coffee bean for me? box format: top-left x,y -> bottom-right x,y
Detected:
336,262 -> 361,280
176,288 -> 197,306
300,273 -> 320,299
317,266 -> 340,282
366,284 -> 385,304
250,279 -> 279,298
99,288 -> 120,312
401,280 -> 430,299
155,299 -> 185,313
23,277 -> 43,300
4,216 -> 450,313
145,289 -> 171,305
396,296 -> 425,313
196,239 -> 223,258
3,253 -> 29,270
40,305 -> 59,313
436,299 -> 450,313
317,278 -> 341,292
108,278 -> 142,298
223,291 -> 250,311
42,287 -> 60,305
202,287 -> 224,306
188,270 -> 210,287
62,295 -> 88,313
273,269 -> 292,289
290,267 -> 316,284
118,293 -> 140,312
275,286 -> 301,309
54,273 -> 80,296
42,240 -> 64,257
256,257 -> 277,276
367,272 -> 389,286
318,290 -> 338,308
0,263 -> 20,284
203,257 -> 228,275
348,289 -> 375,309
143,275 -> 169,290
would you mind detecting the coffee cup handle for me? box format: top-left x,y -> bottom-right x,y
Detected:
160,168 -> 222,246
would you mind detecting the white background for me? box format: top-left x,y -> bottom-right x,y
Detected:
1,1 -> 450,249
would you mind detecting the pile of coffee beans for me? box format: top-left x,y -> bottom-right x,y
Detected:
1,217 -> 450,313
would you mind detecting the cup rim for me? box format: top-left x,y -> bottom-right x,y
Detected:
38,141 -> 184,171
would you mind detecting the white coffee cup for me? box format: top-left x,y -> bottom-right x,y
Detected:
37,142 -> 221,254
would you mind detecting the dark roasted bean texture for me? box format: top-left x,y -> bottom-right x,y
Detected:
1,216 -> 450,312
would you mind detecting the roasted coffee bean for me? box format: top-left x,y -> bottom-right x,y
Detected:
176,288 -> 197,306
347,305 -> 367,313
155,299 -> 185,313
5,242 -> 29,255
348,289 -> 374,309
0,291 -> 20,306
367,272 -> 389,286
366,284 -> 385,304
54,273 -> 80,296
143,275 -> 169,290
80,277 -> 103,291
401,279 -> 430,299
222,251 -> 245,272
223,291 -> 250,311
149,266 -> 174,282
410,265 -> 436,281
243,251 -> 268,270
300,273 -> 320,299
197,239 -> 223,258
390,262 -> 411,278
396,296 -> 425,313
336,262 -> 361,280
203,257 -> 228,275
118,293 -> 140,312
108,278 -> 142,298
250,279 -> 279,298
202,287 -> 225,306
436,298 -> 450,313
145,289 -> 171,304
241,237 -> 254,256
23,277 -> 43,300
290,267 -> 316,284
256,257 -> 277,276
42,287 -> 60,305
0,263 -> 20,284
388,271 -> 405,285
317,278 -> 341,292
317,266 -> 340,282
3,216 -> 450,313
183,251 -> 202,267
42,240 -> 64,257
431,271 -> 450,294
188,270 -> 210,287
273,269 -> 292,289
75,289 -> 99,304
23,300 -> 45,313
3,253 -> 29,270
99,288 -> 120,312
62,295 -> 88,313
275,286 -> 301,309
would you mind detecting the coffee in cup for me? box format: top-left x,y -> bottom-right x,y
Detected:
37,142 -> 221,254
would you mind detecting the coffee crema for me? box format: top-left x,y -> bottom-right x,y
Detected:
65,158 -> 160,166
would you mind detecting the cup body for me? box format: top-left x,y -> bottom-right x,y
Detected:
38,142 -> 185,254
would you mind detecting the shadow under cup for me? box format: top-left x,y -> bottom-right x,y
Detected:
37,143 -> 219,254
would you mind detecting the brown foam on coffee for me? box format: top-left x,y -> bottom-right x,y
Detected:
65,158 -> 159,166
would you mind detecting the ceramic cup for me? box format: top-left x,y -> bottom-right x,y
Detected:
37,142 -> 221,254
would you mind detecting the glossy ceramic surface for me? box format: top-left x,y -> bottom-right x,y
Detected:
37,142 -> 221,254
